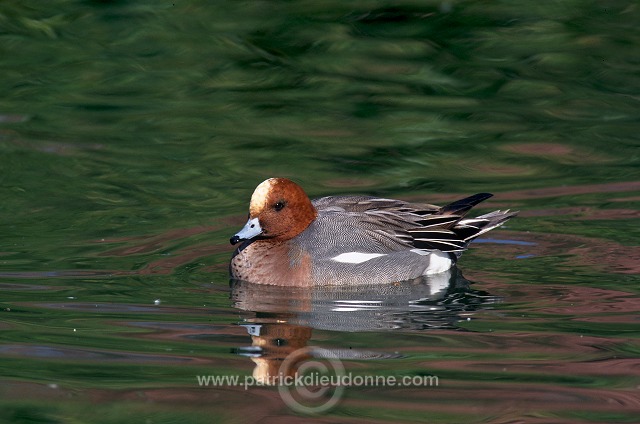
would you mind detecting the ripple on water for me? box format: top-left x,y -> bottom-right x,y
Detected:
0,344 -> 198,363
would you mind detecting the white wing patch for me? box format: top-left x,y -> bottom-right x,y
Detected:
331,252 -> 387,264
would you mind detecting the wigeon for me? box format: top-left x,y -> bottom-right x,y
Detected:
230,178 -> 517,286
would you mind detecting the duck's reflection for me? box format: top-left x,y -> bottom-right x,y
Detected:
231,268 -> 497,383
239,320 -> 313,382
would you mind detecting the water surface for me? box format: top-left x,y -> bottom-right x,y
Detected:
1,1 -> 639,423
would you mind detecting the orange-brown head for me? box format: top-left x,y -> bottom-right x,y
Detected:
230,178 -> 317,245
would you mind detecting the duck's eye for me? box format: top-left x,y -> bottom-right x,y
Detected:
273,201 -> 286,211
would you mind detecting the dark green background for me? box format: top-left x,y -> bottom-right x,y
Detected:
1,1 -> 639,423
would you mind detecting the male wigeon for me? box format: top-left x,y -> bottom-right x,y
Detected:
230,178 -> 517,286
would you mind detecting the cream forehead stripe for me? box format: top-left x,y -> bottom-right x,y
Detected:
249,178 -> 277,216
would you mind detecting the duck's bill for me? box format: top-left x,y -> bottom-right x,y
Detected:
230,217 -> 263,245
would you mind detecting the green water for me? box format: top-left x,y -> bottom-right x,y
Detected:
1,1 -> 639,423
